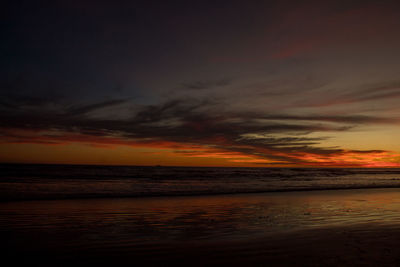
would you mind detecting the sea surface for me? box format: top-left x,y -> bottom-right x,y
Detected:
1,164 -> 400,200
2,164 -> 400,264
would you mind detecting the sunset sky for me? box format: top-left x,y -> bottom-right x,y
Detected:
2,0 -> 400,167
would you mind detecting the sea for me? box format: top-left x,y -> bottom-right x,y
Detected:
1,164 -> 400,200
2,164 -> 400,264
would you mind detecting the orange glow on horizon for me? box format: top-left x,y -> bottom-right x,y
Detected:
1,128 -> 400,167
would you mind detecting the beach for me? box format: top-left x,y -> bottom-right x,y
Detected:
2,188 -> 400,266
4,0 -> 400,265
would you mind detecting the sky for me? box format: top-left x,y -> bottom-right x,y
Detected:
2,0 -> 400,167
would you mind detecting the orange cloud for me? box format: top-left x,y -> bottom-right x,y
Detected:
2,127 -> 400,167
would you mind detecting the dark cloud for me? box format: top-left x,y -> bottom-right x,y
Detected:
1,94 -> 397,165
299,82 -> 400,108
335,82 -> 400,105
66,99 -> 129,116
260,114 -> 399,124
2,0 -> 400,166
0,94 -> 58,110
181,79 -> 231,90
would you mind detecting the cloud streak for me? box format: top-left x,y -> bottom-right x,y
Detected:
1,93 -> 399,166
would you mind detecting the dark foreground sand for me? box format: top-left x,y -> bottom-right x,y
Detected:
4,223 -> 400,266
2,188 -> 400,266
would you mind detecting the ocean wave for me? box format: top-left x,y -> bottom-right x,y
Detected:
1,164 -> 400,201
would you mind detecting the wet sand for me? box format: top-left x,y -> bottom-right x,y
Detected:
2,188 -> 400,266
4,222 -> 400,266
79,224 -> 400,266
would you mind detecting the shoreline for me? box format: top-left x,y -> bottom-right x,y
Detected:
2,185 -> 400,203
3,162 -> 400,169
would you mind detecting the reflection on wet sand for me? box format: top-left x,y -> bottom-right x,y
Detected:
2,188 -> 400,265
